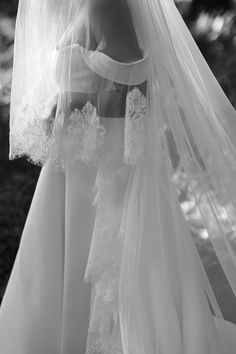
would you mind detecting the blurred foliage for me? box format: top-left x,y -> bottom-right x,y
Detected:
183,0 -> 234,21
0,0 -> 236,321
0,3 -> 40,300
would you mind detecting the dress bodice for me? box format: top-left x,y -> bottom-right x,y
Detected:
53,44 -> 109,93
52,43 -> 149,93
11,42 -> 149,170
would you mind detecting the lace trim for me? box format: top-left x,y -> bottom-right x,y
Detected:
84,153 -> 129,354
9,94 -> 57,165
84,197 -> 126,354
124,87 -> 148,165
47,102 -> 109,169
85,267 -> 123,354
10,87 -> 148,169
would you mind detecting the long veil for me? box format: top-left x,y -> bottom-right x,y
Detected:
8,0 -> 236,353
123,0 -> 236,293
117,0 -> 236,352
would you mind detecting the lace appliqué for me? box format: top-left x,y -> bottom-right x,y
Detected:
82,88 -> 148,354
84,148 -> 129,354
9,94 -> 57,165
124,87 -> 148,165
48,102 -> 108,169
10,87 -> 148,170
85,267 -> 123,354
9,96 -> 108,169
67,102 -> 107,164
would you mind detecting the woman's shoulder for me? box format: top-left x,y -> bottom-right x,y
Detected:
88,0 -> 143,63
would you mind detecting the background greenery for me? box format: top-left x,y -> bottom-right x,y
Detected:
0,0 -> 236,322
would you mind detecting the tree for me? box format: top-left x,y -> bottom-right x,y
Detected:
186,0 -> 234,21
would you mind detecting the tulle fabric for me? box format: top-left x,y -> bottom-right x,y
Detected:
127,0 -> 236,295
2,0 -> 236,353
1,139 -> 236,354
9,0 -> 148,169
119,149 -> 236,354
10,0 -> 236,297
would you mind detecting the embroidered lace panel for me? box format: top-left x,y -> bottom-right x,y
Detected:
84,157 -> 128,354
9,87 -> 148,170
124,87 -> 148,165
82,90 -> 148,354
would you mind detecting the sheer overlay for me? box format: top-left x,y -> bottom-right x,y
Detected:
1,0 -> 236,353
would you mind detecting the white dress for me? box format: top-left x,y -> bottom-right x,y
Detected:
1,44 -> 236,354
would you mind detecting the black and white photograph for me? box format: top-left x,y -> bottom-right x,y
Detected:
0,0 -> 236,353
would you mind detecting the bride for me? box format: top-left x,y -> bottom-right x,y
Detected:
1,0 -> 236,353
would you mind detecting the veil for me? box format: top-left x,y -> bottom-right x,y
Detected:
10,0 -> 148,168
9,0 -> 236,352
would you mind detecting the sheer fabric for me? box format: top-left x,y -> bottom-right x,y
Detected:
9,0 -> 148,170
2,0 -> 236,353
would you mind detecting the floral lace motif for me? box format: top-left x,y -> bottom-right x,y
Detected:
10,87 -> 148,170
85,267 -> 123,354
84,138 -> 130,353
84,173 -> 127,354
47,102 -> 109,169
9,93 -> 57,165
124,86 -> 148,165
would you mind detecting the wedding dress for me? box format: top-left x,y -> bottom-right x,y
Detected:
1,0 -> 236,353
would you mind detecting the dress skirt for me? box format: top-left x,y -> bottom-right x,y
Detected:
1,127 -> 236,353
0,160 -> 98,354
